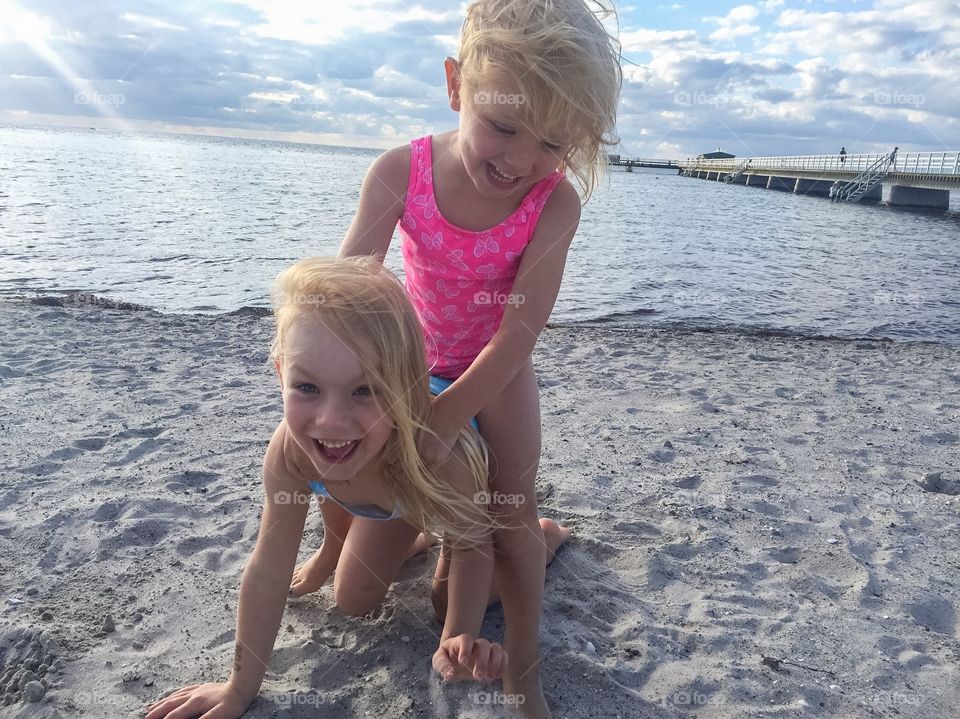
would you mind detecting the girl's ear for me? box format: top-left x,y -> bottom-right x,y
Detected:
274,358 -> 282,379
444,57 -> 462,112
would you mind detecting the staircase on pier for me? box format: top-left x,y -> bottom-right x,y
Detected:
830,151 -> 895,203
723,160 -> 750,183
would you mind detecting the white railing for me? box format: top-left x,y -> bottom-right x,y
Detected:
680,151 -> 960,176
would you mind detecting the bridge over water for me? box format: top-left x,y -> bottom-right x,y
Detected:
676,151 -> 960,209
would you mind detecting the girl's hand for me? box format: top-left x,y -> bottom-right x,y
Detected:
432,634 -> 508,683
418,404 -> 459,467
144,682 -> 250,719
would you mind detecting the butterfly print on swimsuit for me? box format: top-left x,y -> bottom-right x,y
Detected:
436,279 -> 460,298
421,230 -> 443,251
475,264 -> 497,280
474,234 -> 499,259
447,249 -> 469,271
412,194 -> 437,220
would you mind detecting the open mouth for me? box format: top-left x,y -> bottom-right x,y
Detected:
487,162 -> 521,187
315,438 -> 360,462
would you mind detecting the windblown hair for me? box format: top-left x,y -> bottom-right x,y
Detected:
270,256 -> 490,545
458,0 -> 622,201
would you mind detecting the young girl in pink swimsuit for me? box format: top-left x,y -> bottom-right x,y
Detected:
303,1 -> 621,716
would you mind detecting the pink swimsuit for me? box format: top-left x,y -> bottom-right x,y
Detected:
398,136 -> 564,379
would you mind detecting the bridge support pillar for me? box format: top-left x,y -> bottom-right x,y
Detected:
794,179 -> 833,197
860,185 -> 883,203
887,185 -> 949,209
746,174 -> 769,187
766,176 -> 794,191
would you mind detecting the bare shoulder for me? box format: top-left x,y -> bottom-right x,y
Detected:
365,144 -> 411,200
263,421 -> 314,494
339,144 -> 412,259
535,176 -> 582,246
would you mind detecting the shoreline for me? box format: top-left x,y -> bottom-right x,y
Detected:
6,293 -> 958,350
1,300 -> 958,717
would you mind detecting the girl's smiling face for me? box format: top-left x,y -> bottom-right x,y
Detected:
446,59 -> 570,200
277,315 -> 394,484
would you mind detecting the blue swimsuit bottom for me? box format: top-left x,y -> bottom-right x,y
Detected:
305,374 -> 479,521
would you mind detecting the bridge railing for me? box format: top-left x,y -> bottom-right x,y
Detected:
679,151 -> 960,176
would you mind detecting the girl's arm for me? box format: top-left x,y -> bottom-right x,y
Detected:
227,426 -> 311,703
145,422 -> 310,718
431,448 -> 503,682
430,180 -> 582,433
338,145 -> 409,262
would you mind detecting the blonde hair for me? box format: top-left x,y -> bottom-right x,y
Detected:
458,0 -> 622,201
270,256 -> 490,545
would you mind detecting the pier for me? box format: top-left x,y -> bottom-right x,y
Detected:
608,155 -> 680,171
676,151 -> 960,209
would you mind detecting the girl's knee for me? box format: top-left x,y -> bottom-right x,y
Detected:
489,493 -> 539,524
333,584 -> 387,616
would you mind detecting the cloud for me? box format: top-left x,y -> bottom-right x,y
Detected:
0,0 -> 957,156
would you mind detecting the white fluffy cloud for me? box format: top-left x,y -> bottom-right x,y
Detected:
0,0 -> 956,156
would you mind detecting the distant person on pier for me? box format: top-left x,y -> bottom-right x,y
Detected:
889,146 -> 899,168
839,147 -> 846,165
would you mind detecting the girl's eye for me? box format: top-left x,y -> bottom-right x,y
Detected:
295,383 -> 317,394
543,142 -> 563,152
354,385 -> 373,397
490,121 -> 514,134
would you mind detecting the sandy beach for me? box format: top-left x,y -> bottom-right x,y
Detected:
1,297 -> 958,718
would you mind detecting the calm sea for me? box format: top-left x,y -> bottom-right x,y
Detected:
1,124 -> 958,345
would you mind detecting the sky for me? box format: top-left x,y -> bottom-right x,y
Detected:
0,0 -> 957,158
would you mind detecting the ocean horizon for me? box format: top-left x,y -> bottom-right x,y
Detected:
2,123 -> 958,346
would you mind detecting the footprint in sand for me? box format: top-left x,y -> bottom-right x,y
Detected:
907,598 -> 956,636
915,472 -> 959,496
766,546 -> 801,564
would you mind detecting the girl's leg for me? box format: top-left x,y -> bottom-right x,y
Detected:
474,358 -> 554,718
332,516 -> 423,616
290,495 -> 353,597
431,518 -> 570,621
291,497 -> 432,598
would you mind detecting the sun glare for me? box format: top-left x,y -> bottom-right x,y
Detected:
0,1 -> 53,45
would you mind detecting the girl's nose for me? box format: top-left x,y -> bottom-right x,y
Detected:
311,397 -> 352,435
503,140 -> 538,174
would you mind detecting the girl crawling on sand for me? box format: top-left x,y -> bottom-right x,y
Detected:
145,256 -> 567,719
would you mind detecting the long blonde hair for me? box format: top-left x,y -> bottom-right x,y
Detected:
270,256 -> 490,544
458,0 -> 622,201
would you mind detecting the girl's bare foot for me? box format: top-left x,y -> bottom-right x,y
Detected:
289,547 -> 337,597
504,673 -> 552,719
540,518 -> 571,565
290,534 -> 432,598
408,531 -> 433,558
